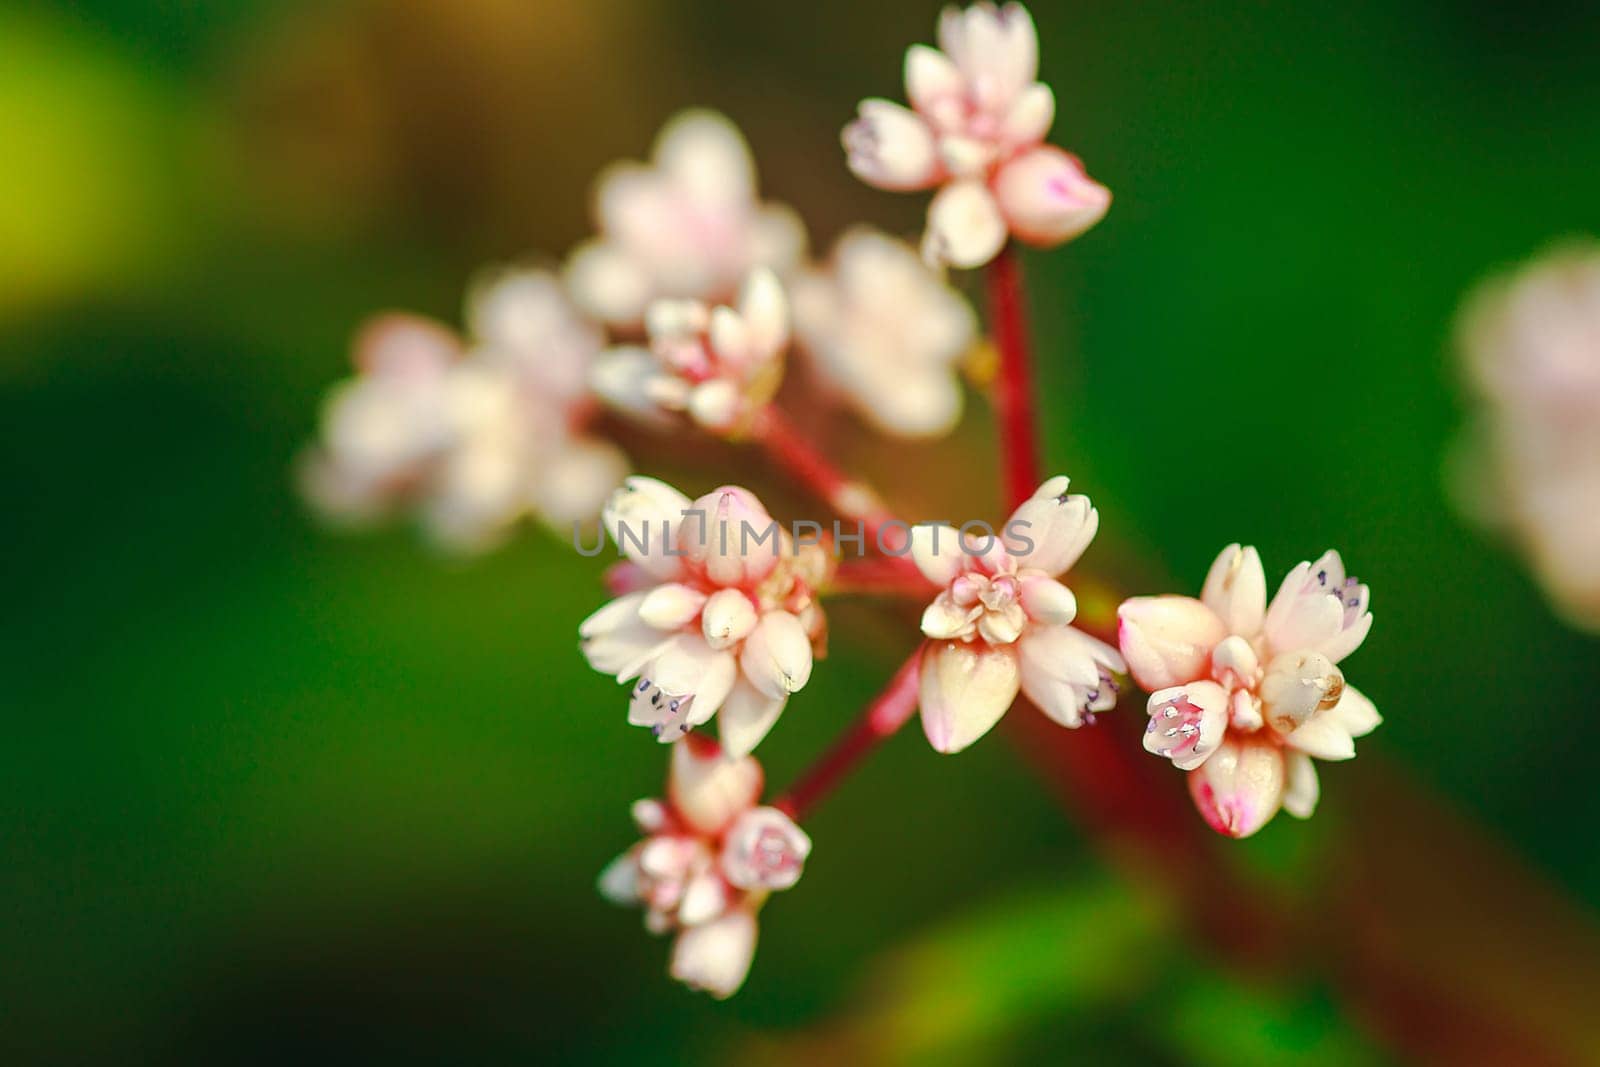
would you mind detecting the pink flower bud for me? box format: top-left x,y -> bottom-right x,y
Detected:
721,807 -> 811,891
992,146 -> 1111,248
843,100 -> 941,191
1116,595 -> 1227,692
1187,736 -> 1286,839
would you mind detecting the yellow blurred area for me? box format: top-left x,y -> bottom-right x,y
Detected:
0,9 -> 187,327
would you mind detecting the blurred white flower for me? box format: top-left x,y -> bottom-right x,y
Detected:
843,2 -> 1110,268
1118,545 -> 1380,838
599,739 -> 810,999
913,476 -> 1124,753
791,227 -> 977,437
591,269 -> 789,435
580,478 -> 829,754
1455,243 -> 1600,632
565,110 -> 807,326
301,269 -> 629,552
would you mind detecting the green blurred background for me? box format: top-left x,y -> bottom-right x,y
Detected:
4,1 -> 1599,1063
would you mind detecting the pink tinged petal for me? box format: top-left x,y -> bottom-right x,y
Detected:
670,909 -> 758,999
653,109 -> 757,210
1209,634 -> 1260,691
992,146 -> 1112,249
919,640 -> 1021,754
1282,751 -> 1321,820
999,83 -> 1055,147
669,739 -> 763,836
922,180 -> 1008,269
842,100 -> 940,191
1229,688 -> 1264,732
721,807 -> 812,891
597,848 -> 641,905
676,870 -> 731,927
1319,608 -> 1372,665
1143,682 -> 1229,771
1263,583 -> 1344,658
638,583 -> 709,631
1187,736 -> 1286,839
1002,476 -> 1098,576
1259,649 -> 1344,734
1115,596 -> 1227,692
739,611 -> 815,699
737,268 -> 789,357
1019,575 -> 1078,625
603,476 -> 692,580
921,593 -> 979,640
1200,543 -> 1267,638
904,43 -> 964,116
717,678 -> 788,758
911,523 -> 968,586
701,589 -> 758,651
685,486 -> 779,587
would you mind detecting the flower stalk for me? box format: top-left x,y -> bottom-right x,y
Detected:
987,244 -> 1044,511
774,652 -> 922,821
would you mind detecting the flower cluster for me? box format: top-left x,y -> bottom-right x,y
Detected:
844,2 -> 1111,267
599,739 -> 810,998
304,0 -> 1386,1002
300,272 -> 627,551
913,476 -> 1123,752
1117,545 -> 1380,837
1454,242 -> 1600,632
581,478 -> 829,755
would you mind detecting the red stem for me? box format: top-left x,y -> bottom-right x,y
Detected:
987,244 -> 1043,511
774,651 -> 921,821
748,405 -> 907,553
826,557 -> 933,599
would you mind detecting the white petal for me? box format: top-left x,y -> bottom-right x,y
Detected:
904,43 -> 963,115
1259,649 -> 1344,734
650,635 -> 738,723
842,99 -> 940,191
738,611 -> 815,699
603,476 -> 693,580
688,380 -> 741,432
918,640 -> 1021,754
676,870 -> 730,927
654,109 -> 755,210
564,239 -> 654,326
922,180 -> 1007,269
1115,596 -> 1227,692
638,582 -> 709,631
701,588 -> 759,651
670,909 -> 758,999
921,593 -> 979,640
597,848 -> 640,905
1000,83 -> 1055,146
910,523 -> 968,586
717,678 -> 788,757
1200,543 -> 1267,638
738,268 -> 789,357
1282,751 -> 1321,820
1002,479 -> 1098,576
1283,710 -> 1357,762
1326,683 -> 1382,738
1018,575 -> 1077,626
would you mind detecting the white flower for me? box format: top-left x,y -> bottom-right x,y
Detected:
791,228 -> 977,437
913,476 -> 1125,753
591,269 -> 789,435
1454,242 -> 1600,632
580,479 -> 829,754
1117,545 -> 1380,837
599,740 -> 808,999
565,110 -> 807,326
842,3 -> 1110,268
302,276 -> 629,551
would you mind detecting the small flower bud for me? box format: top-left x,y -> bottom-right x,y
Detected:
668,737 -> 763,837
721,807 -> 811,891
992,146 -> 1111,248
738,611 -> 815,699
1260,649 -> 1344,734
1187,735 -> 1286,839
669,909 -> 758,999
701,589 -> 758,650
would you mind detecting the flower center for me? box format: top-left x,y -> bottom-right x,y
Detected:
1146,692 -> 1209,760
